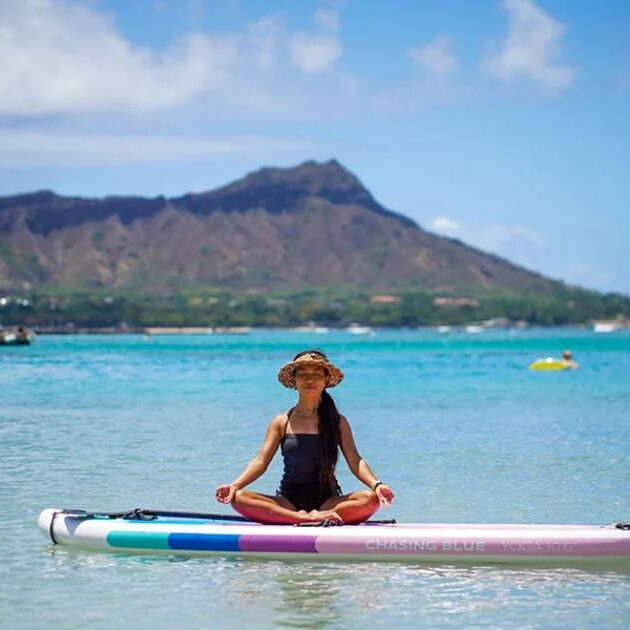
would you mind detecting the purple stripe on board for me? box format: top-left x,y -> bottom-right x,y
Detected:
239,534 -> 317,553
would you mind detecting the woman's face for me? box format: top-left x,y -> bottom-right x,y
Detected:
294,365 -> 327,394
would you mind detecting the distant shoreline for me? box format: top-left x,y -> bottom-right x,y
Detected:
18,323 -> 630,335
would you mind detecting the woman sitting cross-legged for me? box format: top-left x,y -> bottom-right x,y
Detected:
215,349 -> 394,524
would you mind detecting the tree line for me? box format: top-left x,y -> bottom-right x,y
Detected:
0,287 -> 628,329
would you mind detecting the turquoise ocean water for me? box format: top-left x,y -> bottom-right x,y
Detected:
1,329 -> 629,628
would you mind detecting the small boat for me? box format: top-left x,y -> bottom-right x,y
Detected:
292,324 -> 329,334
593,323 -> 619,334
0,328 -> 34,345
465,325 -> 483,334
346,323 -> 374,335
38,509 -> 630,566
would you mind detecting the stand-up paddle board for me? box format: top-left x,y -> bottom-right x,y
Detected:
39,509 -> 630,566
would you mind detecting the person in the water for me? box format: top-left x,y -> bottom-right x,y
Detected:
215,349 -> 394,524
561,350 -> 579,369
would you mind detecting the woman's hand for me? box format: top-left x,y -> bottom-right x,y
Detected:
215,484 -> 238,504
375,484 -> 394,507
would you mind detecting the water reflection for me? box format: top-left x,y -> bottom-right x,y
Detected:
272,563 -> 345,628
271,559 -> 630,627
33,549 -> 630,628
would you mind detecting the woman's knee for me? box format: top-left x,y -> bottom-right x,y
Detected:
231,488 -> 249,506
351,489 -> 380,507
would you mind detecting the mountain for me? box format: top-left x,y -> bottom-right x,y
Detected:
0,160 -> 563,294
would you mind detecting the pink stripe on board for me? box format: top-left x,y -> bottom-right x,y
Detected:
239,534 -> 317,553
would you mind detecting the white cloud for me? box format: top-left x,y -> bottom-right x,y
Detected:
0,0 -> 575,129
482,0 -> 577,90
430,215 -> 461,232
429,215 -> 548,257
289,34 -> 342,74
314,8 -> 340,33
410,37 -> 457,78
473,223 -> 548,251
0,0 -> 238,115
0,129 -> 315,166
245,15 -> 284,71
428,217 -> 550,275
288,7 -> 342,74
0,1 -> 344,117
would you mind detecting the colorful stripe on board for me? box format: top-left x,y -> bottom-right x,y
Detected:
239,535 -> 317,553
104,529 -> 628,558
107,531 -> 171,549
168,533 -> 241,552
105,530 -> 318,554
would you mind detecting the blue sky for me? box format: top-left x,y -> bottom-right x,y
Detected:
1,0 -> 629,293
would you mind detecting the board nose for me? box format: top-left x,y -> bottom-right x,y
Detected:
38,508 -> 61,543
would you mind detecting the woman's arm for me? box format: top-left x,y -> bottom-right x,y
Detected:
339,415 -> 380,488
339,415 -> 394,505
215,414 -> 284,503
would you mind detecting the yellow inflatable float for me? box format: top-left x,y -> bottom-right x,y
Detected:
529,358 -> 570,371
529,351 -> 578,371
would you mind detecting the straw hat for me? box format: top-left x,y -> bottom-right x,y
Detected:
277,351 -> 344,389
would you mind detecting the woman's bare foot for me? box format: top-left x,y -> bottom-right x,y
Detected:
307,509 -> 343,523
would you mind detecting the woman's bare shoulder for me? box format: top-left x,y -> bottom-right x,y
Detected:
269,412 -> 289,431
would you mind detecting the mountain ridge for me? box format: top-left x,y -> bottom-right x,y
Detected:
0,160 -> 564,294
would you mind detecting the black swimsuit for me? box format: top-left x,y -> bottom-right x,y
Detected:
276,409 -> 342,511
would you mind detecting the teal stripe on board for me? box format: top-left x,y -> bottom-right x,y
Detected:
107,531 -> 171,549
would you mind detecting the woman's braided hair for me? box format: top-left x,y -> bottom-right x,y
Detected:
292,349 -> 341,491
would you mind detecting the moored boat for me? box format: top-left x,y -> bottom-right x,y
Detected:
346,323 -> 374,335
0,327 -> 34,345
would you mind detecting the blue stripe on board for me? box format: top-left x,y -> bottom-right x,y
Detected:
168,533 -> 240,551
